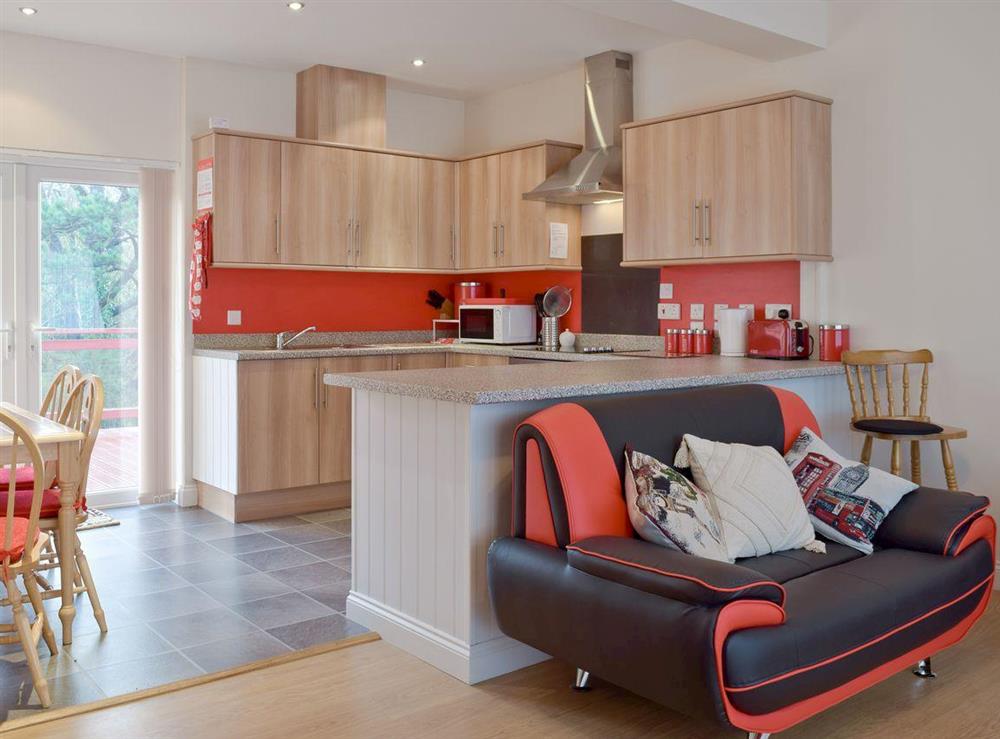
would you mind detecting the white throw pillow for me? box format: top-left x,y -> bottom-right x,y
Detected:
784,428 -> 918,554
624,447 -> 731,563
674,434 -> 825,560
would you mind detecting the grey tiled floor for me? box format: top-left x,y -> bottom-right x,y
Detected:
0,503 -> 363,722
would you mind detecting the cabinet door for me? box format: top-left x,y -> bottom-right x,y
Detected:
623,117 -> 708,263
280,142 -> 354,266
212,136 -> 281,264
319,355 -> 392,484
237,359 -> 320,493
355,151 -> 420,268
711,99 -> 791,258
498,146 -> 547,267
418,159 -> 457,269
392,353 -> 448,370
458,155 -> 500,269
446,353 -> 509,368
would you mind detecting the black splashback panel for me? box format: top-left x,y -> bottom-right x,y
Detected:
581,234 -> 659,335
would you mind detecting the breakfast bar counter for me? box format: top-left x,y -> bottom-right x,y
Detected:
326,356 -> 853,685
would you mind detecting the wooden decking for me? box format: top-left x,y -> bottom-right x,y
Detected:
88,426 -> 138,492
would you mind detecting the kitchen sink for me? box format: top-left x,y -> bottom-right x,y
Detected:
278,343 -> 380,350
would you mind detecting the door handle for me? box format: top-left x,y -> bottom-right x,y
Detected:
492,223 -> 498,258
275,215 -> 281,256
693,201 -> 701,246
355,221 -> 362,265
314,367 -> 319,409
347,220 -> 354,261
450,225 -> 456,266
0,325 -> 13,360
499,223 -> 505,259
703,200 -> 711,245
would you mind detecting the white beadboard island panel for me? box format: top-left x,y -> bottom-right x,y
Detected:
346,373 -> 851,684
192,355 -> 238,493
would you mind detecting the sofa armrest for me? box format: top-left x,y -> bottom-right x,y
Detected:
567,536 -> 785,607
874,487 -> 990,555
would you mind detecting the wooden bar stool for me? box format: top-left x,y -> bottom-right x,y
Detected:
842,349 -> 967,490
0,408 -> 59,708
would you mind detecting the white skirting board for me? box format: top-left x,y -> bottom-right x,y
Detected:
349,375 -> 853,684
346,592 -> 549,684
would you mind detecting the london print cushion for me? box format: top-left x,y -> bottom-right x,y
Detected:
784,428 -> 918,554
624,447 -> 730,563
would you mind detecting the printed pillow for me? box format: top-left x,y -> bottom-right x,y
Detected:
785,427 -> 917,554
674,435 -> 826,561
624,447 -> 730,563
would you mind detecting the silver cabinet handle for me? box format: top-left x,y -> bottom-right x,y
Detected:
275,215 -> 280,256
492,223 -> 498,258
499,223 -> 505,259
355,221 -> 362,265
313,367 -> 319,409
321,367 -> 328,408
703,201 -> 711,245
692,201 -> 701,245
450,225 -> 456,267
346,220 -> 353,261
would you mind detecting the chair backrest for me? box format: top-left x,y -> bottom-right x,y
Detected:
58,375 -> 105,504
40,365 -> 82,422
841,349 -> 933,422
0,408 -> 45,564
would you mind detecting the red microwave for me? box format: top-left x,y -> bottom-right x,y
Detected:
747,319 -> 813,360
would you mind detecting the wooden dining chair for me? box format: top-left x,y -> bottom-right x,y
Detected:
842,349 -> 967,490
0,407 -> 59,708
30,375 -> 108,633
0,365 -> 81,493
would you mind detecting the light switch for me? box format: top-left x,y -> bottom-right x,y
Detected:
659,283 -> 674,299
658,303 -> 681,320
765,303 -> 793,320
739,303 -> 756,317
226,310 -> 242,326
713,303 -> 729,320
690,303 -> 705,320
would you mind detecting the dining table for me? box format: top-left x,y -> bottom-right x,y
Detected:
0,401 -> 87,645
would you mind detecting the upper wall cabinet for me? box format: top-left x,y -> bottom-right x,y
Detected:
192,131 -> 577,274
622,92 -> 832,266
459,143 -> 582,271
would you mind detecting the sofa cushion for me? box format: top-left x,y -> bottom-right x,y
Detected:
675,434 -> 824,560
737,540 -> 863,583
568,536 -> 785,607
785,428 -> 917,553
722,539 -> 995,715
624,447 -> 729,562
853,419 -> 944,436
874,486 -> 990,555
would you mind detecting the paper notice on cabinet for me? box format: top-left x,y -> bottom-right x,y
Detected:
196,158 -> 214,211
549,222 -> 568,259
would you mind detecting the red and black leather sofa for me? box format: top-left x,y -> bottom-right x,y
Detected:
487,384 -> 995,737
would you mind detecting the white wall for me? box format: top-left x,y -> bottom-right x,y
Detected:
463,1 -> 1000,493
386,88 -> 465,157
0,32 -> 181,162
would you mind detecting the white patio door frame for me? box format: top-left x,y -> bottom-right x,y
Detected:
0,162 -> 18,403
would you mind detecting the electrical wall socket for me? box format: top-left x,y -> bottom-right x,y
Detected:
765,303 -> 793,320
739,303 -> 756,316
226,310 -> 242,326
713,304 -> 729,319
690,303 -> 705,320
690,321 -> 705,330
659,283 -> 674,299
658,303 -> 681,320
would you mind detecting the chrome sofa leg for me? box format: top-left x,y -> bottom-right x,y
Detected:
914,658 -> 937,679
747,733 -> 771,739
573,668 -> 591,691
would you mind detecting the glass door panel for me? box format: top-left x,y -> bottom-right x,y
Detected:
35,174 -> 140,495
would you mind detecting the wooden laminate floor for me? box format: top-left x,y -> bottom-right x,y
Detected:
8,601 -> 1000,739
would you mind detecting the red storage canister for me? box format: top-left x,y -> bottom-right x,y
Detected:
819,324 -> 850,362
665,329 -> 679,354
692,329 -> 712,355
454,281 -> 487,306
677,329 -> 693,355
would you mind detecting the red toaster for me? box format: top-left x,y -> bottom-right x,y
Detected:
747,319 -> 813,359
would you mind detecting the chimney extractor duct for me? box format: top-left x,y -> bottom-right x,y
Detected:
523,50 -> 633,206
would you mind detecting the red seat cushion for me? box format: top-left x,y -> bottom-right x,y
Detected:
0,488 -> 79,519
0,466 -> 35,491
0,517 -> 34,562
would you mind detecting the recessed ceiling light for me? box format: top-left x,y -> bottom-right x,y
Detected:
411,58 -> 425,67
287,1 -> 304,10
19,6 -> 37,15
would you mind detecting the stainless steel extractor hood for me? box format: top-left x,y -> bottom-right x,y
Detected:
523,50 -> 633,205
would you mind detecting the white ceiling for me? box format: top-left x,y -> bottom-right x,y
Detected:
0,1 -> 677,99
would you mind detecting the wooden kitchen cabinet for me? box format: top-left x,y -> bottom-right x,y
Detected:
446,353 -> 509,368
418,158 -> 457,269
319,355 -> 392,484
237,358 -> 321,494
195,134 -> 281,264
355,151 -> 420,268
280,141 -> 354,266
458,154 -> 501,270
392,353 -> 448,370
459,143 -> 582,270
622,91 -> 832,266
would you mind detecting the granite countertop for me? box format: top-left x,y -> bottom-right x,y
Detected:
322,356 -> 844,405
192,342 -> 637,363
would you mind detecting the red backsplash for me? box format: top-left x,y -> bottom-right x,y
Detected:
193,268 -> 582,334
658,261 -> 801,332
